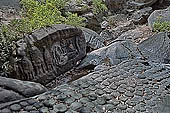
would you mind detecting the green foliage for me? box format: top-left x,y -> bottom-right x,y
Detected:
92,0 -> 108,15
153,17 -> 170,32
0,24 -> 22,75
18,0 -> 85,33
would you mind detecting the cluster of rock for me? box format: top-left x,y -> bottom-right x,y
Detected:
1,0 -> 170,112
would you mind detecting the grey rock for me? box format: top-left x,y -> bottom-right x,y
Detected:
0,76 -> 47,103
10,104 -> 21,111
53,103 -> 67,112
138,32 -> 170,63
39,107 -> 49,113
148,7 -> 170,30
70,102 -> 82,110
78,40 -> 141,68
105,0 -> 126,12
81,27 -> 105,50
1,108 -> 12,113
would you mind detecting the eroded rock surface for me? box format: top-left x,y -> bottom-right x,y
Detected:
1,59 -> 170,113
11,24 -> 86,84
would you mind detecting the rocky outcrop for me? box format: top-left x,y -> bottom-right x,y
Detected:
0,76 -> 47,104
148,7 -> 170,30
78,40 -> 141,69
11,24 -> 86,84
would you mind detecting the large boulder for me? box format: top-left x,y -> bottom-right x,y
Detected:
78,40 -> 141,69
0,76 -> 47,104
148,7 -> 170,30
138,32 -> 170,63
10,24 -> 86,84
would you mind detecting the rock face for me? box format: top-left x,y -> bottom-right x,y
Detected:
0,76 -> 47,104
138,32 -> 170,63
11,24 -> 86,84
78,40 -> 141,68
148,7 -> 170,30
81,27 -> 105,51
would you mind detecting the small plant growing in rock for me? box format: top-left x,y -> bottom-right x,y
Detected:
153,16 -> 170,32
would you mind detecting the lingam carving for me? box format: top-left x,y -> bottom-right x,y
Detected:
11,24 -> 86,84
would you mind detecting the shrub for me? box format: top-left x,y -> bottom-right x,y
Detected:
153,16 -> 170,32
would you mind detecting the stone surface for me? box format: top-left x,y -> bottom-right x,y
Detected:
148,7 -> 170,30
78,40 -> 141,69
81,27 -> 105,51
10,24 -> 86,84
1,59 -> 170,112
138,32 -> 170,63
0,76 -> 47,104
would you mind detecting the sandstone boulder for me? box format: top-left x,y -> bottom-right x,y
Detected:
11,24 -> 86,84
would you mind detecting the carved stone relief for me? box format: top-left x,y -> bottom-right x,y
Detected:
11,24 -> 86,84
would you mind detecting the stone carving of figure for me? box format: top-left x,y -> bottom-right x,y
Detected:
43,46 -> 53,71
29,45 -> 47,77
52,41 -> 68,66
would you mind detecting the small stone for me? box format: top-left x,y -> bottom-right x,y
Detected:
70,102 -> 82,110
118,104 -> 127,110
85,102 -> 95,108
80,107 -> 93,113
111,91 -> 120,98
1,108 -> 12,113
95,89 -> 104,96
125,91 -> 134,97
117,87 -> 126,93
20,101 -> 29,107
105,104 -> 115,111
27,99 -> 37,105
119,95 -> 128,102
126,108 -> 136,113
108,99 -> 120,106
65,97 -> 76,104
57,93 -> 67,101
137,74 -> 146,79
39,107 -> 49,113
30,110 -> 40,113
104,88 -> 112,94
88,93 -> 97,101
33,103 -> 43,109
95,97 -> 106,105
10,104 -> 21,111
25,105 -> 35,111
19,111 -> 29,113
134,91 -> 143,96
126,87 -> 135,92
53,103 -> 67,112
102,80 -> 110,86
110,83 -> 118,90
79,97 -> 90,104
43,99 -> 55,107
